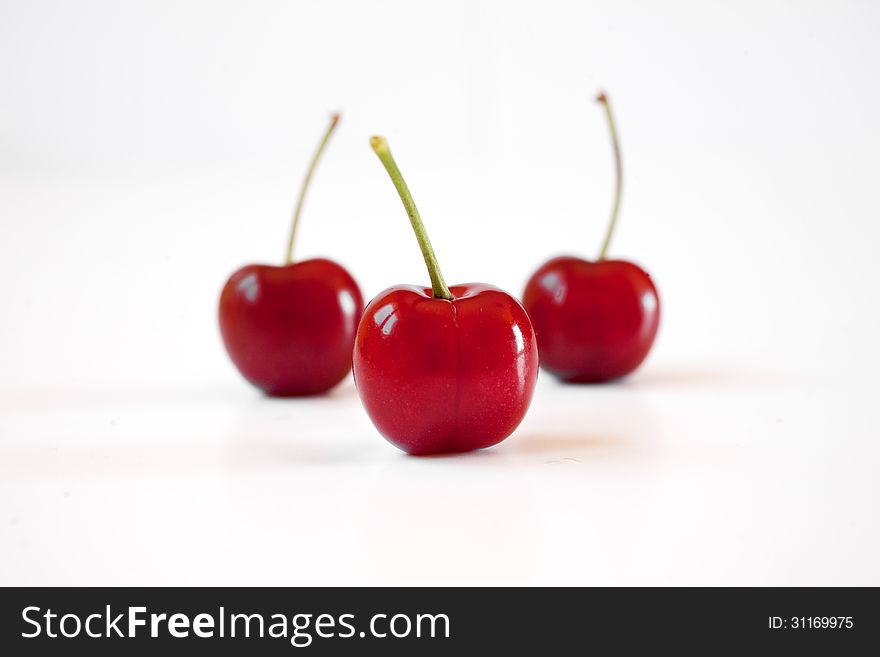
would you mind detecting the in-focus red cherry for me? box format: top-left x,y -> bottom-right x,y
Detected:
522,92 -> 660,383
354,137 -> 538,455
355,284 -> 537,455
219,114 -> 363,396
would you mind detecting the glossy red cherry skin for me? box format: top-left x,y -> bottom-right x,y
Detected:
353,284 -> 538,455
219,258 -> 363,396
522,256 -> 659,383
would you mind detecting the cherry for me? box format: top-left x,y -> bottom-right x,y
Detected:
522,93 -> 660,383
219,114 -> 363,396
353,137 -> 538,455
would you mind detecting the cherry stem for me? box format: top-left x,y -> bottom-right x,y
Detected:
284,113 -> 341,264
596,92 -> 622,261
369,136 -> 453,301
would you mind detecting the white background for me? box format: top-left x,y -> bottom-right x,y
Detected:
1,0 -> 878,585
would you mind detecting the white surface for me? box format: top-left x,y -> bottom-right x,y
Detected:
1,0 -> 879,585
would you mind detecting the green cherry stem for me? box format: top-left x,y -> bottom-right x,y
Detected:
284,112 -> 341,265
369,136 -> 453,301
596,92 -> 622,261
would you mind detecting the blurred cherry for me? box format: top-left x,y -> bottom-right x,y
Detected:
523,93 -> 659,382
219,114 -> 363,396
